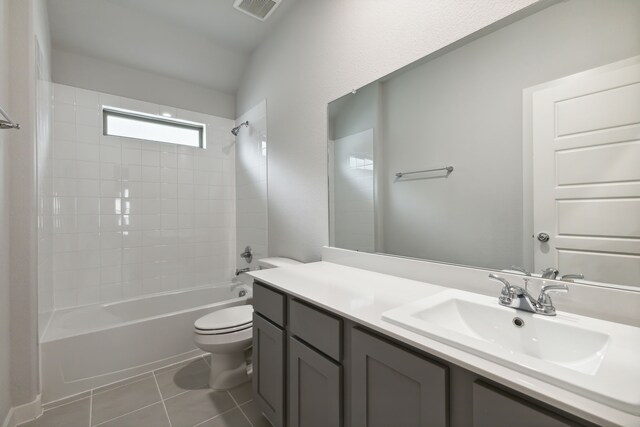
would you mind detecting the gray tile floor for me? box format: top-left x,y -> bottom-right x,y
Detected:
20,356 -> 272,427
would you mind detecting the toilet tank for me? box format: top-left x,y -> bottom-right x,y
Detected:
257,257 -> 303,269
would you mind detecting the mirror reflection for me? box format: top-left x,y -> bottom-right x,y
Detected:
328,0 -> 640,289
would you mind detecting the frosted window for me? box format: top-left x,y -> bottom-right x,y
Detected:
103,108 -> 204,148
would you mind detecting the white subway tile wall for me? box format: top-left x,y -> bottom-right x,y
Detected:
51,84 -> 236,309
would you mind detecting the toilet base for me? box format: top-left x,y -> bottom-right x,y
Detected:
208,352 -> 250,390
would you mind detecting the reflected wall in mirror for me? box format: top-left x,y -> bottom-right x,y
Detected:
328,0 -> 640,289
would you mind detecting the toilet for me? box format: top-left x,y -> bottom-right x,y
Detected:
194,257 -> 302,390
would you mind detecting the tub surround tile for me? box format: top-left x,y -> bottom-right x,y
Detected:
95,402 -> 170,427
163,388 -> 236,427
91,376 -> 161,425
155,358 -> 211,400
21,397 -> 90,427
51,83 -> 236,310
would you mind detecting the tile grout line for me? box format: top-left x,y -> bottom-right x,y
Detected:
90,401 -> 160,427
236,402 -> 255,427
190,406 -> 244,427
227,390 -> 254,427
42,394 -> 91,412
88,391 -> 93,427
92,373 -> 153,397
153,372 -> 174,427
162,388 -> 191,402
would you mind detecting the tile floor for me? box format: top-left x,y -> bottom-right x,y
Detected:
20,356 -> 271,427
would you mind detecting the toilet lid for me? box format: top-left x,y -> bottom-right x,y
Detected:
195,305 -> 253,331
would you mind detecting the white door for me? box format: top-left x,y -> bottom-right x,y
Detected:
532,58 -> 640,287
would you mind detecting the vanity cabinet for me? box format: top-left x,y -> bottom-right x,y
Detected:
252,282 -> 344,427
253,312 -> 286,427
472,381 -> 581,427
252,281 -> 595,427
289,336 -> 342,427
351,328 -> 447,427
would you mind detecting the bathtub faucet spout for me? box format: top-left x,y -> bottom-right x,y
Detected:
235,267 -> 250,276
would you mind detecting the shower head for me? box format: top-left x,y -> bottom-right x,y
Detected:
231,121 -> 249,136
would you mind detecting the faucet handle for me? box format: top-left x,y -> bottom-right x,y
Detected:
509,266 -> 530,276
537,283 -> 568,307
489,273 -> 513,305
559,273 -> 584,282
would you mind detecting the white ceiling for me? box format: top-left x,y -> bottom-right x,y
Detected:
47,0 -> 297,94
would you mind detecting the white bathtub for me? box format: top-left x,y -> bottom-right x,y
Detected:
40,282 -> 252,403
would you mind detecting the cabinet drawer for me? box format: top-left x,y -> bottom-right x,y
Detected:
253,281 -> 286,327
289,299 -> 342,361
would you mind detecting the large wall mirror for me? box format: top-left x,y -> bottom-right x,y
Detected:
328,0 -> 640,290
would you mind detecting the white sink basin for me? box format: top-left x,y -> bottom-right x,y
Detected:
382,289 -> 640,415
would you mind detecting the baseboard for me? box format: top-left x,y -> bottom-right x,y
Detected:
1,395 -> 42,427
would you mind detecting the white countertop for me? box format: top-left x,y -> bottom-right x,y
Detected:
248,261 -> 640,427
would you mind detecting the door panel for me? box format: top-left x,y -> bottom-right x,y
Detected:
555,82 -> 640,136
557,199 -> 640,237
532,59 -> 640,286
556,140 -> 640,185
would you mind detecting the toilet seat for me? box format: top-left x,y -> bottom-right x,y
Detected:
194,305 -> 253,335
195,323 -> 252,335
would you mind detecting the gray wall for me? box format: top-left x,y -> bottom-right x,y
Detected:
52,49 -> 236,119
236,0 -> 541,262
380,0 -> 640,269
329,84 -> 379,252
331,83 -> 378,141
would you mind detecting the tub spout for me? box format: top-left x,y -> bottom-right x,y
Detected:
235,267 -> 250,276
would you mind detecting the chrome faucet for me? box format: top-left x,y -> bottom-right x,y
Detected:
558,273 -> 584,282
541,267 -> 559,280
537,283 -> 569,315
488,273 -> 568,316
541,267 -> 584,282
509,266 -> 530,276
240,246 -> 253,263
235,267 -> 250,276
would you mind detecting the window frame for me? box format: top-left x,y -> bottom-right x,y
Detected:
102,106 -> 206,148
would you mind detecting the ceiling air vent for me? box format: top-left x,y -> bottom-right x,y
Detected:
233,0 -> 281,22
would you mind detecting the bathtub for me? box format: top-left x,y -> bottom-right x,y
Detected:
40,281 -> 252,403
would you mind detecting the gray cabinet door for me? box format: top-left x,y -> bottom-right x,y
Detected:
289,337 -> 342,427
351,328 -> 447,427
253,313 -> 286,427
472,381 -> 582,427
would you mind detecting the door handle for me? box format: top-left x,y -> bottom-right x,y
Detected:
537,232 -> 550,242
